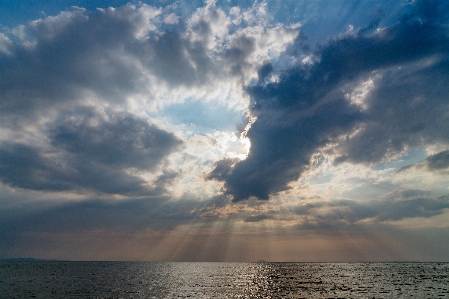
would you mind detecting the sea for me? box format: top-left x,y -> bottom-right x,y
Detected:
1,262 -> 448,298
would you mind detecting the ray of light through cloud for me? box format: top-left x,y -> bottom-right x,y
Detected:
0,0 -> 449,262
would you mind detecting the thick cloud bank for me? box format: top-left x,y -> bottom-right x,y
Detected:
210,0 -> 449,201
0,109 -> 181,195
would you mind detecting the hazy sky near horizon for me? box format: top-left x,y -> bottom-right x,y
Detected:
1,0 -> 449,262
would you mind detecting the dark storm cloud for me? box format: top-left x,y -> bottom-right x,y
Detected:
0,143 -> 72,192
0,109 -> 182,195
210,0 -> 449,201
0,142 -> 168,195
50,108 -> 182,170
207,158 -> 239,181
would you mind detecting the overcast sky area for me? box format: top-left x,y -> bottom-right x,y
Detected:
1,0 -> 449,262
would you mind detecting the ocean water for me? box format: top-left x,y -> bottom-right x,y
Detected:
1,262 -> 448,298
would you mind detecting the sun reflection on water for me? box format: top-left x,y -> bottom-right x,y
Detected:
2,262 -> 448,298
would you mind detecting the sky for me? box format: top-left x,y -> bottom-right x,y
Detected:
1,0 -> 449,262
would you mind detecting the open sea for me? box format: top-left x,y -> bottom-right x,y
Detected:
1,262 -> 448,298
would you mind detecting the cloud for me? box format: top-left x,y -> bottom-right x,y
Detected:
50,108 -> 182,171
399,150 -> 449,174
425,150 -> 449,171
163,13 -> 179,25
0,194 -> 226,255
0,5 -> 153,125
0,33 -> 12,54
288,193 -> 449,233
243,214 -> 273,222
0,108 -> 182,195
210,0 -> 449,201
0,1 -> 300,124
0,196 -> 199,234
1,0 -> 449,262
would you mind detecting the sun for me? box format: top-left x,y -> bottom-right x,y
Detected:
240,136 -> 251,158
223,133 -> 251,160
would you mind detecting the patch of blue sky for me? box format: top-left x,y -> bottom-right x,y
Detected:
303,149 -> 429,200
0,0 -> 243,28
0,0 -> 127,27
371,148 -> 428,172
153,98 -> 246,135
0,0 -> 407,46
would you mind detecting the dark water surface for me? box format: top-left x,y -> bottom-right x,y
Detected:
1,262 -> 448,298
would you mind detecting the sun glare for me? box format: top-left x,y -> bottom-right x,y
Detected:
241,136 -> 251,157
224,133 -> 251,160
